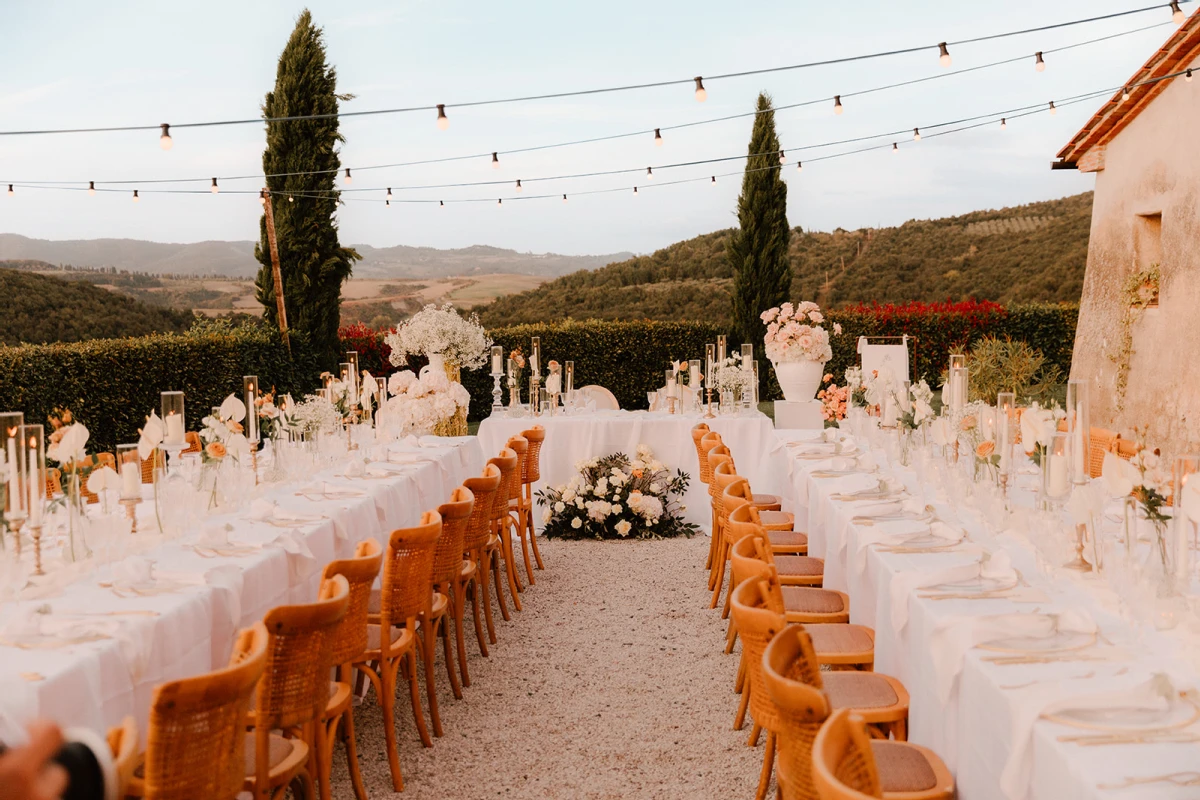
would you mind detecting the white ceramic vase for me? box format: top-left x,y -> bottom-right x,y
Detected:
773,359 -> 826,402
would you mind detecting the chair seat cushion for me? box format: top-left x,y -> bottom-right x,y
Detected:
767,530 -> 808,550
822,672 -> 899,710
758,510 -> 794,530
324,681 -> 352,716
368,588 -> 446,617
806,624 -> 874,658
365,623 -> 414,655
871,741 -> 939,793
243,733 -> 309,783
460,558 -> 478,579
775,555 -> 824,577
781,586 -> 846,615
752,493 -> 782,510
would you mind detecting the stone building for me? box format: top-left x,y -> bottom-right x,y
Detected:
1056,14 -> 1200,452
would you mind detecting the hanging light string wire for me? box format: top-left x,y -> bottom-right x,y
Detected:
0,1 -> 1187,139
0,18 -> 1173,189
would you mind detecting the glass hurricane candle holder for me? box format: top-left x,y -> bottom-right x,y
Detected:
345,351 -> 360,404
243,376 -> 260,444
565,361 -> 575,408
716,335 -> 727,362
950,366 -> 969,412
1066,380 -> 1089,485
996,392 -> 1016,493
21,425 -> 46,574
530,336 -> 541,379
1042,432 -> 1071,509
1171,455 -> 1200,583
160,392 -> 185,445
116,444 -> 142,500
2,412 -> 25,523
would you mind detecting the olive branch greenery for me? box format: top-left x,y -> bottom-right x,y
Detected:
1110,265 -> 1160,413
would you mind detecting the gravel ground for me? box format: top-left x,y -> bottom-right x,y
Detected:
329,535 -> 760,799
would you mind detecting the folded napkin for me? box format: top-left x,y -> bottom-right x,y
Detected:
196,523 -> 232,548
853,520 -> 963,572
344,459 -> 366,478
387,451 -> 430,465
889,557 -> 989,631
268,531 -> 317,582
111,557 -> 155,588
1,605 -> 153,681
775,429 -> 825,444
1003,673 -> 1180,800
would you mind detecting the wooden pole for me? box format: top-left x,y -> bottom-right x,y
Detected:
262,189 -> 290,354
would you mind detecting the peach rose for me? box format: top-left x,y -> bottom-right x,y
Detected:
205,441 -> 227,459
975,440 -> 995,459
960,415 -> 977,431
224,419 -> 243,434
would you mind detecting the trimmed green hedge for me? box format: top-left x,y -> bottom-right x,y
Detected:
0,323 -> 321,453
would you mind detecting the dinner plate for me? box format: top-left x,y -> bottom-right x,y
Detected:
1043,696 -> 1200,732
928,575 -> 1018,594
886,532 -> 961,551
977,629 -> 1097,655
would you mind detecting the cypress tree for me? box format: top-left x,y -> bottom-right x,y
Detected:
255,9 -> 359,368
728,92 -> 792,364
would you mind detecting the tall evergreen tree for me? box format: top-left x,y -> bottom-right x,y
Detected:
727,93 -> 791,361
255,9 -> 359,368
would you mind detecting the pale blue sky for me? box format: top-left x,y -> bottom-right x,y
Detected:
0,1 -> 1182,255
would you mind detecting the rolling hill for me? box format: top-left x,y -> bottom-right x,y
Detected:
0,268 -> 194,346
478,192 -> 1093,327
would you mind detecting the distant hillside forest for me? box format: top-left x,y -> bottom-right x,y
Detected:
479,192 -> 1093,327
0,268 -> 194,346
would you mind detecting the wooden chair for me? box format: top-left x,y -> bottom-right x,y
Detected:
506,434 -> 538,585
812,709 -> 955,800
1113,434 -> 1139,461
767,630 -> 953,800
463,466 -> 504,654
318,539 -> 383,800
433,487 -> 475,703
730,534 -> 852,628
706,432 -> 783,511
45,467 -> 62,498
130,622 -> 269,800
1088,427 -> 1116,479
577,384 -> 619,409
691,423 -> 713,487
519,425 -> 547,574
706,447 -> 732,571
106,716 -> 138,799
71,452 -> 116,504
246,575 -> 349,800
184,431 -> 202,454
359,511 -> 442,791
140,449 -> 166,484
720,496 -> 820,627
489,448 -> 525,613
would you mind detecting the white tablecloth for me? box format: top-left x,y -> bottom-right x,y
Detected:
782,428 -> 1200,800
0,437 -> 483,739
477,410 -> 787,530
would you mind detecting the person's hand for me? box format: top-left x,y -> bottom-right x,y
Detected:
0,720 -> 69,799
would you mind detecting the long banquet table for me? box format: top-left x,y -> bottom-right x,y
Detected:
478,409 -> 787,530
0,436 -> 483,739
779,426 -> 1200,800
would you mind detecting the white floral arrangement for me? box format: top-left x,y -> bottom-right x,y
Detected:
759,301 -> 839,364
711,352 -> 756,395
382,369 -> 471,436
537,444 -> 696,540
198,394 -> 253,463
385,303 -> 492,370
288,395 -> 343,435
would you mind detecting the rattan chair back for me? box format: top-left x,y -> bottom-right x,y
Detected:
433,487 -> 475,586
488,449 -> 520,524
504,436 -> 529,502
463,466 -> 503,551
107,715 -> 138,799
729,578 -> 788,735
812,709 -> 883,799
1088,427 -> 1116,478
379,511 -> 443,630
142,622 -> 268,800
763,627 -> 834,800
520,426 -> 545,484
691,423 -> 712,484
322,538 -> 383,667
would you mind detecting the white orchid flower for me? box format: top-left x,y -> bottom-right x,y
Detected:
219,393 -> 247,423
1180,477 -> 1200,524
86,465 -> 121,495
48,422 -> 90,465
1101,451 -> 1138,498
137,412 -> 165,461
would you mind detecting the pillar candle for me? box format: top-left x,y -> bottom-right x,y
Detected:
1048,454 -> 1069,497
5,436 -> 17,514
164,412 -> 184,445
27,440 -> 40,524
120,461 -> 140,498
491,346 -> 503,375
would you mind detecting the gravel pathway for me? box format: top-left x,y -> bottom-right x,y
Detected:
330,535 -> 760,798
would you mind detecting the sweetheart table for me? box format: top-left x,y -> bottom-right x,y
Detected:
0,437 -> 483,739
781,427 -> 1200,800
477,409 -> 788,530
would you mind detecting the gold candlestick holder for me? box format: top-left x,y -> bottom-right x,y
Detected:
28,521 -> 44,576
530,377 -> 542,418
667,395 -> 678,415
119,497 -> 142,534
704,389 -> 716,419
251,447 -> 260,485
1063,523 -> 1093,572
6,515 -> 25,558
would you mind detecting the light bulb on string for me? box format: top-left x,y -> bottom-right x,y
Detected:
288,195 -> 294,203
1035,51 -> 1045,72
562,194 -> 568,204
833,95 -> 843,115
693,76 -> 707,102
778,150 -> 786,164
386,188 -> 393,201
159,123 -> 173,151
497,198 -> 502,207
436,104 -> 449,130
938,42 -> 951,67
1000,117 -> 1007,129
796,161 -> 802,172
654,128 -> 663,146
646,167 -> 654,179
711,175 -> 717,185
439,200 -> 444,208
1121,86 -> 1130,102
913,128 -> 921,141
491,152 -> 500,169
88,181 -> 95,196
515,179 -> 523,193
6,185 -> 12,197
210,178 -> 219,194
1048,100 -> 1057,115
633,186 -> 639,196
132,190 -> 139,202
1187,68 -> 1194,82
385,199 -> 391,208
259,190 -> 267,205
1171,0 -> 1185,23
343,168 -> 352,185
892,142 -> 899,153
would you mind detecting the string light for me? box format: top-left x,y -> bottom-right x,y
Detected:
159,123 -> 172,151
1049,100 -> 1057,114
778,150 -> 786,163
88,181 -> 95,195
1000,117 -> 1007,129
385,199 -> 391,207
913,127 -> 921,141
386,187 -> 393,200
210,177 -> 219,194
562,193 -> 568,203
497,197 -> 502,206
646,167 -> 654,179
6,185 -> 12,196
515,179 -> 523,192
1121,85 -> 1131,101
654,128 -> 664,147
1188,68 -> 1194,82
259,189 -> 267,205
436,104 -> 449,130
440,200 -> 444,207
694,76 -> 707,102
834,95 -> 844,115
711,175 -> 717,185
491,152 -> 500,169
288,195 -> 294,202
633,186 -> 639,195
132,190 -> 139,202
892,142 -> 899,152
796,161 -> 802,172
343,168 -> 352,185
938,42 -> 952,67
1171,0 -> 1185,22
1035,51 -> 1046,71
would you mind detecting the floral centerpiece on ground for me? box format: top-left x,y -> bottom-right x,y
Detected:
385,303 -> 489,435
537,445 -> 697,540
383,369 -> 471,437
760,301 -> 840,401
